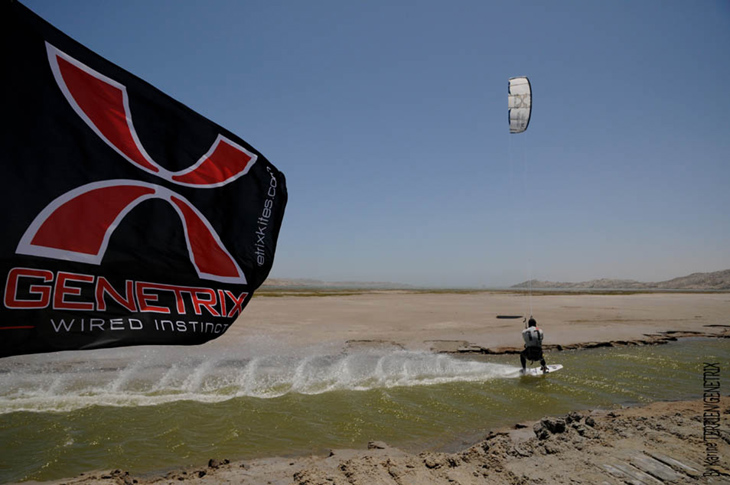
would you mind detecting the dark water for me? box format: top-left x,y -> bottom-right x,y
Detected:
1,338 -> 727,483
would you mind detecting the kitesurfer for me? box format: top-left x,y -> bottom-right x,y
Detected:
520,317 -> 547,374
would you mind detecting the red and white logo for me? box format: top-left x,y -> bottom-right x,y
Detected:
17,43 -> 256,284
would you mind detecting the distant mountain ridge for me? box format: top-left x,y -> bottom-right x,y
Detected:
261,270 -> 730,291
512,269 -> 730,290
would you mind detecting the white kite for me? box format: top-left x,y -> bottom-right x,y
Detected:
508,76 -> 532,134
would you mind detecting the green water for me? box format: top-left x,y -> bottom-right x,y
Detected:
1,338 -> 727,483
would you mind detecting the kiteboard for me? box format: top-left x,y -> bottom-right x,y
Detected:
521,364 -> 563,377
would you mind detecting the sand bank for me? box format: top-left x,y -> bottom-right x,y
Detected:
214,291 -> 730,353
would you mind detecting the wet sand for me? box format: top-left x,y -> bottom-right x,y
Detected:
35,292 -> 730,484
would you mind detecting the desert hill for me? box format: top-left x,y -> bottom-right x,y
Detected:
512,269 -> 730,290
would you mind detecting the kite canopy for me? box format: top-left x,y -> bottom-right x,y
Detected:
0,2 -> 287,358
508,77 -> 532,134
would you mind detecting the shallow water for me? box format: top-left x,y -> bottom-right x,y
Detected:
1,338 -> 727,483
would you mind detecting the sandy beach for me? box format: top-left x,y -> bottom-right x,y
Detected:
27,291 -> 730,484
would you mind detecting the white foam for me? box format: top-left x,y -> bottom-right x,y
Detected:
0,346 -> 520,413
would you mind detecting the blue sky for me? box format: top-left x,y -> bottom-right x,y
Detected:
23,0 -> 730,287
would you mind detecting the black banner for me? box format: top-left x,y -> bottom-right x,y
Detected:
0,2 -> 287,357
